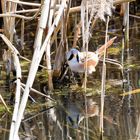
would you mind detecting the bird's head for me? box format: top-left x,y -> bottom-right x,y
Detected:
66,48 -> 80,63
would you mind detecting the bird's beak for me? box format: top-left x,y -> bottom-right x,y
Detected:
73,54 -> 77,58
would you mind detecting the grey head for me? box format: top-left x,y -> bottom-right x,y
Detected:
66,48 -> 80,63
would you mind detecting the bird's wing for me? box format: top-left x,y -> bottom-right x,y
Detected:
80,52 -> 96,62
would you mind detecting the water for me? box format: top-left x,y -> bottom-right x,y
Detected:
0,1 -> 140,140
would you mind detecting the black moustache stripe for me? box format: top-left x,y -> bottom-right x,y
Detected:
68,53 -> 74,61
76,54 -> 79,63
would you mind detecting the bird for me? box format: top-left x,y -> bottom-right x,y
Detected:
66,98 -> 99,128
66,36 -> 117,74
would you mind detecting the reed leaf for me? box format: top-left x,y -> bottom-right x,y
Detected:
120,89 -> 140,96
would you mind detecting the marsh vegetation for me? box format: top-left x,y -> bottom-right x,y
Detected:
0,0 -> 140,140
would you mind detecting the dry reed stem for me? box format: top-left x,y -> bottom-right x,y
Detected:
13,1 -> 66,139
136,115 -> 140,139
45,0 -> 54,91
53,41 -> 65,76
0,7 -> 41,20
52,1 -> 71,77
1,0 -> 9,37
72,21 -> 81,48
81,0 -> 90,139
9,0 -> 18,42
22,106 -> 55,122
100,16 -> 109,136
123,2 -> 130,57
7,0 -> 65,11
21,83 -> 55,102
0,34 -> 21,140
6,9 -> 39,14
7,0 -> 41,7
100,58 -> 123,70
19,55 -> 47,69
7,0 -> 134,8
0,0 -> 134,21
20,18 -> 24,50
53,0 -> 71,76
69,0 -> 135,14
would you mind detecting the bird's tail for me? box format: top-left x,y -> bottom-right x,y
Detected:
96,36 -> 117,57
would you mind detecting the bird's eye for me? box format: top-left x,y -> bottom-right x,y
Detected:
68,53 -> 74,61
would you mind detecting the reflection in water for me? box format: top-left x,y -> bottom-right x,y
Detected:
0,1 -> 140,140
66,97 -> 99,128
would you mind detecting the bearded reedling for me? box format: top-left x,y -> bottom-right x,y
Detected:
66,37 -> 117,74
